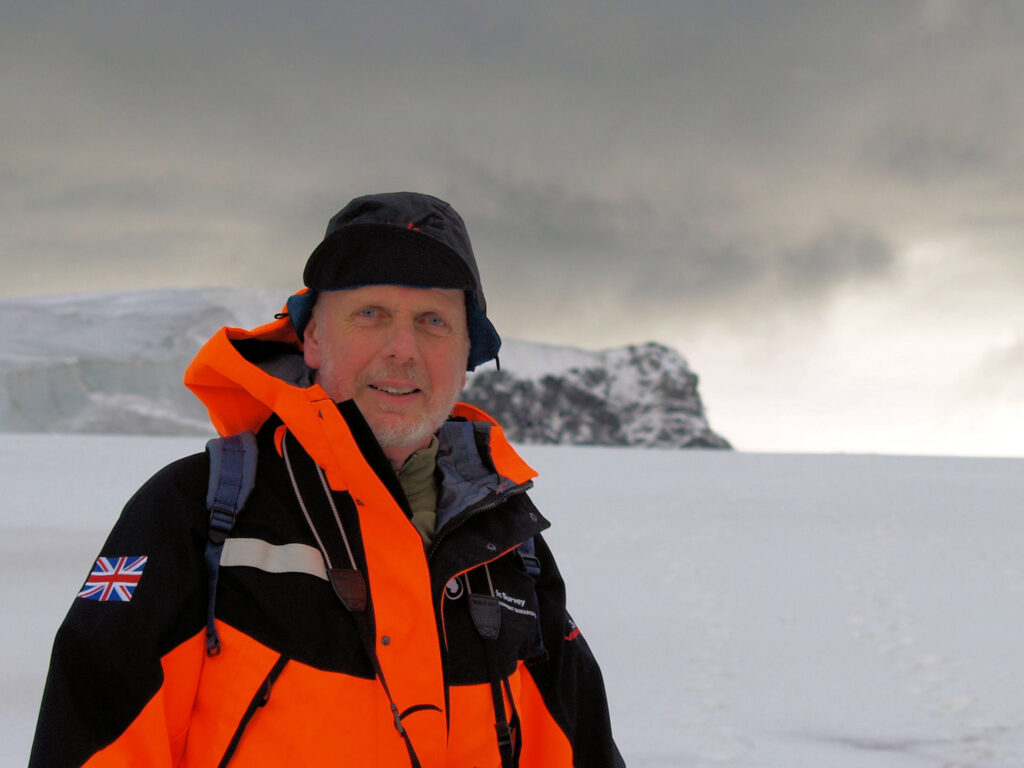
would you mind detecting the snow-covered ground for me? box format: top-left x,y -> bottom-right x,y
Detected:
4,435 -> 1023,767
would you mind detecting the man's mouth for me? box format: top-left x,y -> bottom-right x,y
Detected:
369,384 -> 420,396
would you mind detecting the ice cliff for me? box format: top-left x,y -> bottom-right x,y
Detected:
0,289 -> 729,448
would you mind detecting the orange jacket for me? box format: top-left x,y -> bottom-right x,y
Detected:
31,307 -> 624,767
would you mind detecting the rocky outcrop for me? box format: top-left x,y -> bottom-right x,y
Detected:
461,341 -> 730,448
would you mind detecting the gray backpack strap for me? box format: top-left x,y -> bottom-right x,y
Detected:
204,430 -> 259,656
516,537 -> 542,577
516,537 -> 547,662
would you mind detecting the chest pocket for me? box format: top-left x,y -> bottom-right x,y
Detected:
443,551 -> 544,685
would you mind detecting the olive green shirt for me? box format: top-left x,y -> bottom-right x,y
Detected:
396,436 -> 439,547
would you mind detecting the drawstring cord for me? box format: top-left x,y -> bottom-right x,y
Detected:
282,432 -> 430,767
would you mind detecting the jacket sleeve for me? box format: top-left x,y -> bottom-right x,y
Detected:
29,454 -> 211,768
519,533 -> 626,768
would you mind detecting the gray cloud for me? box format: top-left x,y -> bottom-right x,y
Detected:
865,129 -> 999,183
444,165 -> 896,312
775,227 -> 894,291
1,1 -> 1020,319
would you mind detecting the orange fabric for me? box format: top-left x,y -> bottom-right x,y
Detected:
80,628 -> 578,767
448,669 -> 577,768
184,623 -> 426,765
83,631 -> 580,767
181,622 -> 282,764
175,305 -> 562,768
223,655 -> 397,765
82,632 -> 204,768
446,682 -> 507,768
309,400 -> 449,767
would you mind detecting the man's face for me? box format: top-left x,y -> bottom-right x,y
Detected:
302,284 -> 470,465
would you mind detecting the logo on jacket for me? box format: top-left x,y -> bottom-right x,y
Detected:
495,589 -> 537,619
445,577 -> 465,600
77,556 -> 148,602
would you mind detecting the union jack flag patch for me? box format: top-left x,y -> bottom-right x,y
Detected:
77,556 -> 148,602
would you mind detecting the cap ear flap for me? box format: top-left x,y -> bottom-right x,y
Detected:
287,291 -> 317,342
465,300 -> 501,371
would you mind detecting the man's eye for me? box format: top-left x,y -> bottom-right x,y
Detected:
424,315 -> 447,328
357,307 -> 378,319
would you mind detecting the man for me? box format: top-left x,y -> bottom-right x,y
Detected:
31,192 -> 625,767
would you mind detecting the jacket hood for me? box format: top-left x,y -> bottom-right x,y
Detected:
183,295 -> 535,488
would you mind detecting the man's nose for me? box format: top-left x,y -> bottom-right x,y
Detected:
381,318 -> 420,362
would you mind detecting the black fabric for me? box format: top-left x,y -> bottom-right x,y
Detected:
218,422 -> 376,678
230,340 -> 304,365
434,503 -> 548,685
31,410 -> 624,767
306,225 -> 476,296
306,192 -> 485,312
29,452 -> 211,767
296,191 -> 501,370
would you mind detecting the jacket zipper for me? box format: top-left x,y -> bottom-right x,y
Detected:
217,655 -> 290,768
426,480 -> 534,562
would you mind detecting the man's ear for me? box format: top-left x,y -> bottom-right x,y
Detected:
302,311 -> 321,370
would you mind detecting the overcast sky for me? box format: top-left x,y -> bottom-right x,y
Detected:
3,0 -> 1022,457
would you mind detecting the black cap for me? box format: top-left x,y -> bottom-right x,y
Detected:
289,192 -> 501,370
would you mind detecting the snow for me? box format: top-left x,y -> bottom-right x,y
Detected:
0,289 -> 284,434
4,435 -> 1023,766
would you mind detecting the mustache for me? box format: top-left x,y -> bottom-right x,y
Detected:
356,364 -> 426,390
